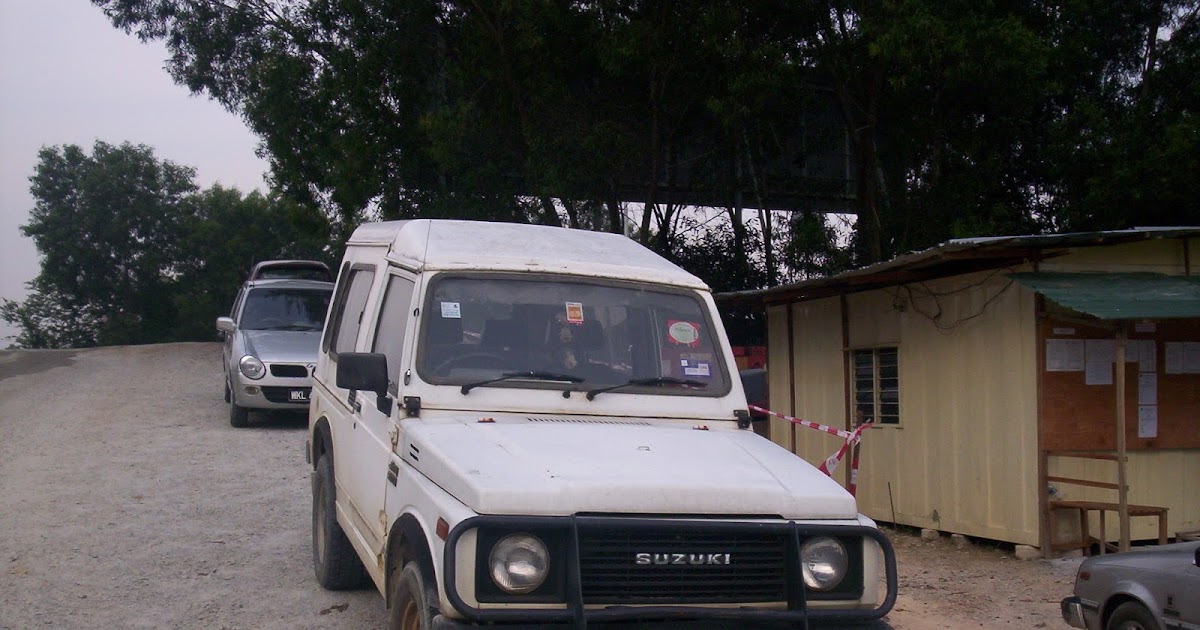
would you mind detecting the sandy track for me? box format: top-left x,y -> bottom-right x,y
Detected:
0,343 -> 1077,629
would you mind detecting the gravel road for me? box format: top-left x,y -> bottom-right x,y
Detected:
0,343 -> 1077,629
1,343 -> 382,629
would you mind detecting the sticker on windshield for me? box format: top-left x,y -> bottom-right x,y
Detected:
681,359 -> 711,378
565,302 -> 584,324
667,320 -> 700,346
440,302 -> 461,319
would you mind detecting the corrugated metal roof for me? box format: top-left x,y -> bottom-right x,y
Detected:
717,227 -> 1200,306
1009,272 -> 1200,319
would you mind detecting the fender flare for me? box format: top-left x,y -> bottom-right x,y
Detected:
384,512 -> 436,610
310,417 -> 333,470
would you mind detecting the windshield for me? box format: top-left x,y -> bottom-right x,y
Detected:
239,288 -> 332,331
417,275 -> 729,396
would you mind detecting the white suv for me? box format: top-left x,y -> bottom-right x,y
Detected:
307,220 -> 896,629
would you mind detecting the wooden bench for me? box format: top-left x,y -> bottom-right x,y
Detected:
1049,500 -> 1168,554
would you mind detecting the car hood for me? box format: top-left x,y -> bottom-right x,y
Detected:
403,415 -> 858,519
241,330 -> 323,364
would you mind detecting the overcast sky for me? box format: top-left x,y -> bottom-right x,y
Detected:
0,0 -> 269,345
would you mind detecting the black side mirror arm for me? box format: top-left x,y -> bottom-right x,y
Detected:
376,390 -> 393,416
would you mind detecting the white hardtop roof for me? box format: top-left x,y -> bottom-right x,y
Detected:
348,220 -> 708,290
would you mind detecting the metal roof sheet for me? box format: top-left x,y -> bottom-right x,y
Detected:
1008,272 -> 1200,320
717,227 -> 1200,306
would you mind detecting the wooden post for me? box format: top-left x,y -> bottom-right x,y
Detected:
1035,296 -> 1051,557
841,294 -> 853,489
1115,325 -> 1130,552
786,304 -> 797,453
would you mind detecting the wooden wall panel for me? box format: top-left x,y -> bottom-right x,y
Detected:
1041,318 -> 1200,451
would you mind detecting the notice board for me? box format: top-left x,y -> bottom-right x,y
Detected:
1040,317 -> 1200,451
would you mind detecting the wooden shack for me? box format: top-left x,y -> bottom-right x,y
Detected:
719,228 -> 1200,555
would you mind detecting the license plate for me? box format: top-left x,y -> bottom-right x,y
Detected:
289,389 -> 310,402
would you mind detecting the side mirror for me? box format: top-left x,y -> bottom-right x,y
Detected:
216,317 -> 236,333
336,352 -> 390,398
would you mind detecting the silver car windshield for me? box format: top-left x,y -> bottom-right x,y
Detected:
239,288 -> 332,331
416,275 -> 729,396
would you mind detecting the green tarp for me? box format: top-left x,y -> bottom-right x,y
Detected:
1009,272 -> 1200,320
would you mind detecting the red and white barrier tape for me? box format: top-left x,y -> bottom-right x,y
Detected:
749,404 -> 872,496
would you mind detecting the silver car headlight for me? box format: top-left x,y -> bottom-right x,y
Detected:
488,533 -> 549,594
801,536 -> 848,591
238,355 -> 266,380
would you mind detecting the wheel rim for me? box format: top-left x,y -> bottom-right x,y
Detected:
400,598 -> 420,630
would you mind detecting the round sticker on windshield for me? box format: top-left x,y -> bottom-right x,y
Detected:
667,320 -> 700,346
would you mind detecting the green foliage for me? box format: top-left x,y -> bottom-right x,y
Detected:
88,0 -> 1200,291
3,141 -> 331,348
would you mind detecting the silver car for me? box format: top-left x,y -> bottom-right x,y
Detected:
216,278 -> 334,427
1062,541 -> 1200,630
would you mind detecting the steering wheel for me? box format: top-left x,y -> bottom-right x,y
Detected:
254,317 -> 287,328
434,352 -> 509,374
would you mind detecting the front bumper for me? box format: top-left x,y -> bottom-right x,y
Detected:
443,515 -> 898,629
1060,596 -> 1086,629
230,370 -> 313,410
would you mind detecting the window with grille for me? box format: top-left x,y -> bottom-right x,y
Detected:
851,347 -> 899,425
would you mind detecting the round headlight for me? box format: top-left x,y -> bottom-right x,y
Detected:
239,355 -> 266,380
801,537 -> 848,591
489,533 -> 549,594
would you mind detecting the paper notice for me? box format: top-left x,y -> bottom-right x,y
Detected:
1138,405 -> 1158,438
1134,322 -> 1157,333
1052,327 -> 1076,336
1137,340 -> 1157,372
1065,339 -> 1085,371
1165,342 -> 1184,374
1085,361 -> 1113,385
1086,339 -> 1116,364
1185,342 -> 1200,373
1138,372 -> 1157,405
1046,340 -> 1070,371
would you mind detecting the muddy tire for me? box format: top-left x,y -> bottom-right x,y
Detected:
388,561 -> 435,630
311,455 -> 369,589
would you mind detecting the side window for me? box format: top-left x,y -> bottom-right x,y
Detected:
371,274 -> 417,393
851,347 -> 900,425
230,287 -> 245,319
326,265 -> 376,358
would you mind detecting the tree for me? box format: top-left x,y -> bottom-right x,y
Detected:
3,141 -> 331,348
12,141 -> 197,346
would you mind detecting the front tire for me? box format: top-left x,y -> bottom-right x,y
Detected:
388,561 -> 435,630
312,455 -> 369,589
228,396 -> 249,427
1107,601 -> 1159,630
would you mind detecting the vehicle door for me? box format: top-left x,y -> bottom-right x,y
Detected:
358,270 -> 419,523
317,262 -> 381,551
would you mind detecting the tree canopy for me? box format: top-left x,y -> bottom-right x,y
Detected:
8,1 -> 1198,347
2,141 -> 329,348
93,0 -> 1198,269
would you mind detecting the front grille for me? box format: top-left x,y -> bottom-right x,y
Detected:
577,526 -> 789,604
261,386 -> 310,403
269,364 -> 309,378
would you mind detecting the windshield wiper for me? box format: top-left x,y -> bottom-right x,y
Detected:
460,371 -> 584,394
585,376 -> 707,400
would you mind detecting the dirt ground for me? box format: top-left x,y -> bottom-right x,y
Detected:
0,343 -> 1079,629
